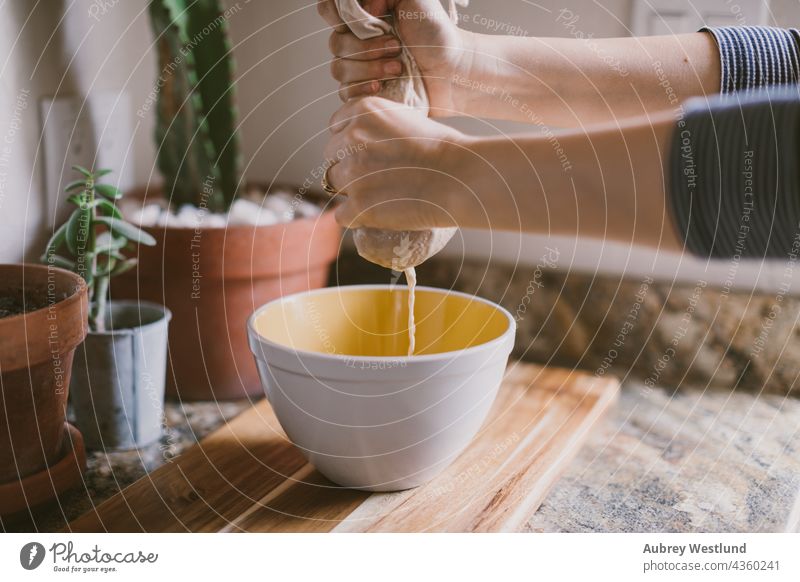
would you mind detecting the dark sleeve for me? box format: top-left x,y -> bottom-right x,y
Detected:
668,26 -> 800,259
669,89 -> 800,259
700,26 -> 800,93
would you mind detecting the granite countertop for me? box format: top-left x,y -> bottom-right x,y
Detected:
4,377 -> 799,533
527,379 -> 800,532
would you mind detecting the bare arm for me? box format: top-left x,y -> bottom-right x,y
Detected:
319,0 -> 721,126
446,111 -> 682,250
457,32 -> 721,126
327,97 -> 683,251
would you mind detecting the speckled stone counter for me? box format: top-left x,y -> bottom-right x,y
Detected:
526,380 -> 800,532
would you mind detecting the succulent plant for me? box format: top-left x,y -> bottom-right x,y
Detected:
148,0 -> 241,213
41,166 -> 156,332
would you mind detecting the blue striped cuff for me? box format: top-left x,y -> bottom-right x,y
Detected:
669,88 -> 800,259
701,26 -> 800,93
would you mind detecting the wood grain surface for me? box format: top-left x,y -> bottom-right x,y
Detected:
67,363 -> 618,533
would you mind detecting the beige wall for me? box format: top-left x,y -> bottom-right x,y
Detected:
0,0 -> 155,263
2,0 -> 799,289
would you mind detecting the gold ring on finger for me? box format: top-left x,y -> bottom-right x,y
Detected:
321,163 -> 340,197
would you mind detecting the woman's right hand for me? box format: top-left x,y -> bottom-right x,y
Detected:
318,0 -> 474,117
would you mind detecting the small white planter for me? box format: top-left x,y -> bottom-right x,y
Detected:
70,300 -> 171,450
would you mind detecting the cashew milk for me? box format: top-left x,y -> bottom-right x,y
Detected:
405,267 -> 416,356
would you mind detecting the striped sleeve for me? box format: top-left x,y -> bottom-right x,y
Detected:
667,27 -> 800,259
700,26 -> 800,93
668,88 -> 800,259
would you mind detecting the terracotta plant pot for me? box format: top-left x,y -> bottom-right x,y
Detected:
113,188 -> 341,401
0,264 -> 88,489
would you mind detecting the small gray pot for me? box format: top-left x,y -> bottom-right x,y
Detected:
70,300 -> 171,451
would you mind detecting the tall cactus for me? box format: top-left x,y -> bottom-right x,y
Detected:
148,0 -> 240,212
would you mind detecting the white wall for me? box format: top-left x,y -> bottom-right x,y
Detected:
2,0 -> 799,291
0,1 -> 156,264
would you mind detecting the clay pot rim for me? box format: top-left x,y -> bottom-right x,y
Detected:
0,263 -> 87,326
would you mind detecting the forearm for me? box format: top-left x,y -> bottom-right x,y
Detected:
448,111 -> 682,251
455,32 -> 720,126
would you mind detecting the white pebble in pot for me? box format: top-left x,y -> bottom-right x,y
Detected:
131,203 -> 163,227
264,193 -> 296,222
296,200 -> 322,218
176,204 -> 203,226
229,198 -> 278,226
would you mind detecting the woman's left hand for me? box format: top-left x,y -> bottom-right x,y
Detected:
324,97 -> 470,230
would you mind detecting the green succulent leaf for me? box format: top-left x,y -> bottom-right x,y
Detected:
108,250 -> 128,262
39,253 -> 76,270
43,222 -> 68,257
66,193 -> 84,206
95,243 -> 128,257
71,197 -> 123,219
64,179 -> 88,193
95,184 -> 123,200
94,262 -> 115,278
65,207 -> 91,255
95,216 -> 156,246
95,231 -> 128,253
95,198 -> 123,219
72,165 -> 93,178
110,258 -> 138,277
94,169 -> 113,178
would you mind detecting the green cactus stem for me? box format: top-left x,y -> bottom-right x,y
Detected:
148,0 -> 241,212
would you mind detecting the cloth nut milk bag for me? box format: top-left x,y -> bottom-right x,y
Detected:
334,0 -> 468,271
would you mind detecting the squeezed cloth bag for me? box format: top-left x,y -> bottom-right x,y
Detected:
334,0 -> 467,270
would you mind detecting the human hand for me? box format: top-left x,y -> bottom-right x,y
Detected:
324,96 -> 470,229
317,0 -> 474,116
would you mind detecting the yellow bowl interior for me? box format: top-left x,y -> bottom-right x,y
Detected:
253,287 -> 510,357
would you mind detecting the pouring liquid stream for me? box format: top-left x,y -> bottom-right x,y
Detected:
405,267 -> 416,356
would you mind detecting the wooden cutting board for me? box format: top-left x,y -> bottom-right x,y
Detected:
67,362 -> 618,533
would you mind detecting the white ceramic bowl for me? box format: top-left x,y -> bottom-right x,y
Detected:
247,285 -> 515,491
